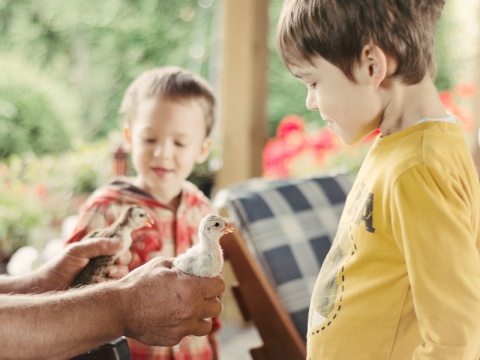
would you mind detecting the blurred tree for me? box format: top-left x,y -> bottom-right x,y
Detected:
0,0 -> 219,144
434,0 -> 456,92
0,86 -> 70,158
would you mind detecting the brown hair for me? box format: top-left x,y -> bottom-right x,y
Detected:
120,66 -> 216,137
276,0 -> 445,85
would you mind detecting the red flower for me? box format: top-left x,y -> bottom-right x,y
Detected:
439,90 -> 454,108
35,184 -> 47,197
311,128 -> 337,152
262,138 -> 290,177
455,81 -> 476,98
276,114 -> 305,140
454,106 -> 474,132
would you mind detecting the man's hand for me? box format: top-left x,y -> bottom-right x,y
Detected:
117,257 -> 225,346
33,237 -> 132,292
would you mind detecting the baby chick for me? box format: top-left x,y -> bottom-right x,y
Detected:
71,205 -> 154,287
173,214 -> 234,278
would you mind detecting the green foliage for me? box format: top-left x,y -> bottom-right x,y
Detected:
0,141 -> 113,255
434,1 -> 455,91
0,0 -> 219,141
0,86 -> 70,158
267,0 -> 319,136
6,142 -> 112,196
0,183 -> 46,257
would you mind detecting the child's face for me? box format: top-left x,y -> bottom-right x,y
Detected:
290,55 -> 383,145
124,96 -> 210,204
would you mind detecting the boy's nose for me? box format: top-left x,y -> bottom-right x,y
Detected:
153,143 -> 173,158
306,91 -> 318,111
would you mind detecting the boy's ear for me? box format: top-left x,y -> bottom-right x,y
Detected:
359,44 -> 397,88
196,137 -> 212,164
122,125 -> 132,151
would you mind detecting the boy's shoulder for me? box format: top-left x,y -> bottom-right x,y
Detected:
367,121 -> 475,180
182,180 -> 213,206
82,177 -> 152,208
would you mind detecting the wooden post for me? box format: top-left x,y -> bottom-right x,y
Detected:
113,145 -> 128,177
470,6 -> 480,175
216,0 -> 269,190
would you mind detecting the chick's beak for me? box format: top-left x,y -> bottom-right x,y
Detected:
223,223 -> 234,234
144,217 -> 154,228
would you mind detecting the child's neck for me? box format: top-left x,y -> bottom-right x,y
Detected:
150,191 -> 182,210
379,77 -> 447,136
132,177 -> 182,210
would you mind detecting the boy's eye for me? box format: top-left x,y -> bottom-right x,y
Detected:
175,141 -> 187,147
308,83 -> 317,90
143,137 -> 156,144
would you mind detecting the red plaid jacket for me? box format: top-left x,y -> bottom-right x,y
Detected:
67,178 -> 220,360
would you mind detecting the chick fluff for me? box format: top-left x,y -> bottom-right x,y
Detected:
173,214 -> 234,277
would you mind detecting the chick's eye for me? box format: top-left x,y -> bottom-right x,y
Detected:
139,214 -> 145,217
214,222 -> 220,227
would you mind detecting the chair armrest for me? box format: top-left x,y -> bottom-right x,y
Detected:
221,230 -> 306,360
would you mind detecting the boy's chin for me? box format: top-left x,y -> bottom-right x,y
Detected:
335,132 -> 357,146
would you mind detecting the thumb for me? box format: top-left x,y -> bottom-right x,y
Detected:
69,237 -> 122,260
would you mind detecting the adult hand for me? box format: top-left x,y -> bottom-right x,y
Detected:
118,257 -> 225,346
34,237 -> 132,292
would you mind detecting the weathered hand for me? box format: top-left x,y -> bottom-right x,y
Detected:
118,257 -> 225,346
34,237 -> 129,292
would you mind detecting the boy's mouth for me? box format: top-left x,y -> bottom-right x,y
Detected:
151,167 -> 172,177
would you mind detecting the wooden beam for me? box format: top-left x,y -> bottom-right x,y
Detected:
216,0 -> 269,189
470,5 -> 480,175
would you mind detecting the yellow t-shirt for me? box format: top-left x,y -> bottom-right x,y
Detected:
308,121 -> 480,359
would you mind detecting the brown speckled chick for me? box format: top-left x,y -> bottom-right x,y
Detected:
71,205 -> 153,287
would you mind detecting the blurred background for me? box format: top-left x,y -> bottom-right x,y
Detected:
0,0 -> 479,271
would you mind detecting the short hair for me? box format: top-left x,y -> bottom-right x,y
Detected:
120,66 -> 216,137
276,0 -> 445,85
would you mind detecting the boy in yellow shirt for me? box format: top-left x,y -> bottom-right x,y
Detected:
276,1 -> 480,359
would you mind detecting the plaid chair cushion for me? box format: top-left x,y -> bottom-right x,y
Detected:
214,171 -> 353,339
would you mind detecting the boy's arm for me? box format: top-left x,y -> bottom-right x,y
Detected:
0,257 -> 225,360
392,166 -> 480,359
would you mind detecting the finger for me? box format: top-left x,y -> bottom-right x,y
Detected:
116,250 -> 133,266
107,264 -> 129,279
198,276 -> 225,299
150,257 -> 174,268
70,237 -> 122,259
189,318 -> 213,337
198,297 -> 223,320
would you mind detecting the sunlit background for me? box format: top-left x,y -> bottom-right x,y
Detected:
0,0 -> 479,271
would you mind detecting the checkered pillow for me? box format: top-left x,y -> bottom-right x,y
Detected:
214,171 -> 353,339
